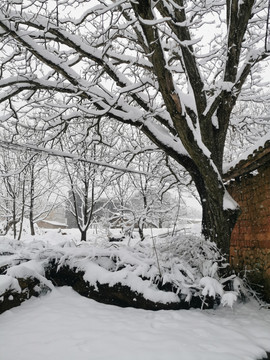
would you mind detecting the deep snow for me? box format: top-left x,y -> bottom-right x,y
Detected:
0,286 -> 270,360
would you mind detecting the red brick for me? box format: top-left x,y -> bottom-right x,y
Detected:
228,165 -> 270,266
258,240 -> 270,249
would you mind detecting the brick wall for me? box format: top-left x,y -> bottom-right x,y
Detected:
228,164 -> 270,302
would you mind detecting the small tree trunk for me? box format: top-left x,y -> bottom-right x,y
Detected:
80,229 -> 87,242
12,198 -> 16,240
29,217 -> 35,236
29,166 -> 35,236
138,225 -> 145,241
18,178 -> 26,241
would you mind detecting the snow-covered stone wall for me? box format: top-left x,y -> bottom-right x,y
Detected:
228,163 -> 270,302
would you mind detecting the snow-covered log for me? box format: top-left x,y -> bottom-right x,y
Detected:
0,275 -> 51,315
44,260 -> 214,310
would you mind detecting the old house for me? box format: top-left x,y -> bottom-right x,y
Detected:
36,205 -> 68,230
224,138 -> 270,302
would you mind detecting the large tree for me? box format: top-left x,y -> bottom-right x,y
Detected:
0,0 -> 269,256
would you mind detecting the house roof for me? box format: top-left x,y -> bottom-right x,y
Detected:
223,138 -> 270,181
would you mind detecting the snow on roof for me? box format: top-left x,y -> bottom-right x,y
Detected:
39,220 -> 68,227
223,133 -> 270,181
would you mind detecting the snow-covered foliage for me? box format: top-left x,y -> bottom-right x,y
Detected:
0,233 -> 243,308
0,274 -> 20,295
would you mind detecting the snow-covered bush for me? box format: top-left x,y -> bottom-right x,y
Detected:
0,234 -> 243,310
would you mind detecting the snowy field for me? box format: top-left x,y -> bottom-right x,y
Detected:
0,286 -> 270,360
0,228 -> 270,360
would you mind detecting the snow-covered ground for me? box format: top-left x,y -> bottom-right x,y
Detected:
0,286 -> 270,360
0,228 -> 270,360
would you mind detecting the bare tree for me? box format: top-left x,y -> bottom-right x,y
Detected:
0,147 -> 29,238
25,155 -> 61,236
0,147 -> 62,238
126,135 -> 177,240
0,1 -> 269,256
61,126 -> 116,241
104,126 -> 180,239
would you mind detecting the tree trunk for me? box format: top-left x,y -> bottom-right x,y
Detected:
201,196 -> 240,259
185,159 -> 241,259
29,166 -> 35,236
18,177 -> 27,241
12,198 -> 16,239
138,223 -> 145,241
29,217 -> 35,236
80,229 -> 87,242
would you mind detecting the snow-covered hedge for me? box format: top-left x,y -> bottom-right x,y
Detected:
0,235 -> 245,312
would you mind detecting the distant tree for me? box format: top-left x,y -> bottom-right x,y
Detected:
25,155 -> 61,236
0,144 -> 61,238
225,101 -> 270,163
105,174 -> 134,233
61,126 -> 117,241
0,1 -> 270,256
125,137 -> 176,240
0,153 -> 24,239
105,127 -> 180,239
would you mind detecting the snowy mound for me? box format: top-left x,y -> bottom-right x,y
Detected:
0,234 -> 244,312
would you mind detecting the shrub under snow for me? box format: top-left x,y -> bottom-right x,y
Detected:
0,234 -> 244,311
